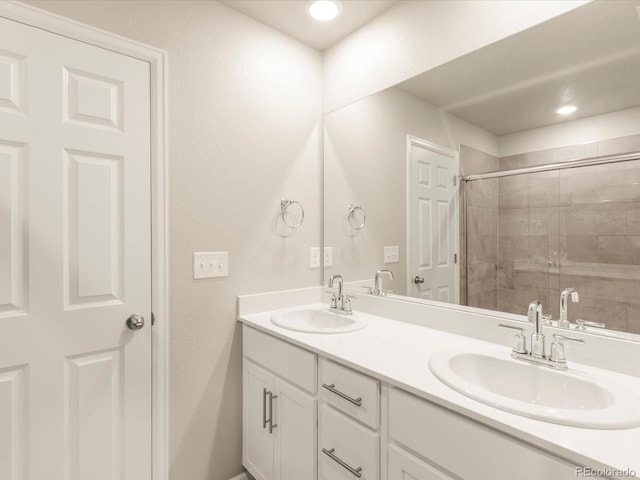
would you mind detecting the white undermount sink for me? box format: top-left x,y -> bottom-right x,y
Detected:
271,306 -> 367,334
429,349 -> 640,429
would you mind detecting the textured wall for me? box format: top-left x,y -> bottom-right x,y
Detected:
323,0 -> 589,113
23,1 -> 323,479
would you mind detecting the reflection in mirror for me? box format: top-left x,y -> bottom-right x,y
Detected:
323,0 -> 640,337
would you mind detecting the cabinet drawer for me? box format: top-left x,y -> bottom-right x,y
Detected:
243,326 -> 316,393
319,405 -> 379,480
388,445 -> 454,480
319,359 -> 379,429
388,388 -> 584,480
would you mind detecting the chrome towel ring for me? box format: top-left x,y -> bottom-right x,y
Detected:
281,199 -> 304,229
348,204 -> 366,230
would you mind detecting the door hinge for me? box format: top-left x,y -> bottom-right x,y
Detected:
151,312 -> 155,326
454,253 -> 458,264
453,176 -> 457,186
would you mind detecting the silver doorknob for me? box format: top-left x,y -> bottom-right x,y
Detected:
413,276 -> 425,285
126,313 -> 145,330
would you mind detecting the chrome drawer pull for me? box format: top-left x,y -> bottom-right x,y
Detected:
262,388 -> 268,429
268,391 -> 277,434
322,383 -> 362,407
322,448 -> 362,478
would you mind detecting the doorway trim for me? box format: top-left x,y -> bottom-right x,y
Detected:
0,2 -> 170,479
405,135 -> 460,302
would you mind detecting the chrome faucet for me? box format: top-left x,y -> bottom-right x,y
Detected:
499,299 -> 584,370
559,288 -> 579,329
529,300 -> 545,357
372,270 -> 394,296
328,274 -> 352,315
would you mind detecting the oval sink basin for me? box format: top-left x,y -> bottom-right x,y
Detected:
271,307 -> 367,334
429,349 -> 640,429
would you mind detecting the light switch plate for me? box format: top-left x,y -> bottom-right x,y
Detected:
384,246 -> 400,264
324,246 -> 333,267
193,252 -> 229,279
309,247 -> 320,268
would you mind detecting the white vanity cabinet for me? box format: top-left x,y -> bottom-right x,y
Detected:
243,327 -> 317,480
319,359 -> 380,480
241,324 -> 610,480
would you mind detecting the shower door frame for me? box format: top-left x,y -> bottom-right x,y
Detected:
0,2 -> 170,479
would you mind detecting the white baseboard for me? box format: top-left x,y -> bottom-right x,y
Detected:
229,473 -> 249,480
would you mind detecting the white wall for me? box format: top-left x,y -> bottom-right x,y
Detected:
324,86 -> 497,292
499,106 -> 640,157
23,1 -> 323,479
323,0 -> 590,113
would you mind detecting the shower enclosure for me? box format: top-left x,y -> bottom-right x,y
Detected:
462,151 -> 640,334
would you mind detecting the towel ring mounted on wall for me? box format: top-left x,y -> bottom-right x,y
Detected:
281,199 -> 304,229
348,204 -> 366,230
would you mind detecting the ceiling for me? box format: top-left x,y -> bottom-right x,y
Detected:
218,0 -> 399,51
397,0 -> 640,136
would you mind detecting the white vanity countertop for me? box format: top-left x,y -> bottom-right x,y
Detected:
238,303 -> 640,476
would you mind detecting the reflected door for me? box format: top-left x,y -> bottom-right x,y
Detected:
408,138 -> 459,302
0,17 -> 151,479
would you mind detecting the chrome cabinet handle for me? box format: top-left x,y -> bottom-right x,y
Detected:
262,388 -> 268,429
413,276 -> 425,285
322,383 -> 362,407
268,391 -> 277,433
322,448 -> 362,478
126,313 -> 144,330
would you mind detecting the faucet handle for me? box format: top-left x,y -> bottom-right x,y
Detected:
550,334 -> 584,363
499,324 -> 527,354
360,286 -> 373,294
575,319 -> 605,331
342,295 -> 355,314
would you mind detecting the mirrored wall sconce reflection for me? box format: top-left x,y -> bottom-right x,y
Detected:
347,204 -> 366,230
280,199 -> 305,230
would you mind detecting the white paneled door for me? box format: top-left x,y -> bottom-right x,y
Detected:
0,16 -> 151,480
408,138 -> 459,303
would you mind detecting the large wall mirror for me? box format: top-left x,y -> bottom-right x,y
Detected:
323,0 -> 640,337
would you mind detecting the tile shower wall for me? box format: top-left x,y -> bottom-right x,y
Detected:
460,146 -> 498,310
496,134 -> 640,333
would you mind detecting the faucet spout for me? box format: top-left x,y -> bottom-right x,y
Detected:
328,274 -> 343,298
528,300 -> 545,357
528,300 -> 543,334
373,270 -> 394,296
559,288 -> 579,329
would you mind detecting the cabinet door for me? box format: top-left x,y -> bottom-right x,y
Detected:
388,446 -> 454,480
274,377 -> 317,480
244,361 -> 274,480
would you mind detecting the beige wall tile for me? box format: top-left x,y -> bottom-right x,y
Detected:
499,143 -> 598,171
598,236 -> 640,265
598,134 -> 640,156
460,145 -> 498,176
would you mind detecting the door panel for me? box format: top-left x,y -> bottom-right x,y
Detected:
274,377 -> 316,480
244,361 -> 274,480
0,16 -> 151,479
409,140 -> 459,303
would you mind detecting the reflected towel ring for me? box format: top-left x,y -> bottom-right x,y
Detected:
281,199 -> 304,229
348,204 -> 366,230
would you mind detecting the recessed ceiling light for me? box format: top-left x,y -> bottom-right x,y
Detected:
307,0 -> 342,22
556,105 -> 577,115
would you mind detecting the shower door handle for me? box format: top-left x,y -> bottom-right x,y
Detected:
413,276 -> 425,285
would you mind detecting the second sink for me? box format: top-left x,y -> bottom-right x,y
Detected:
428,348 -> 640,429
